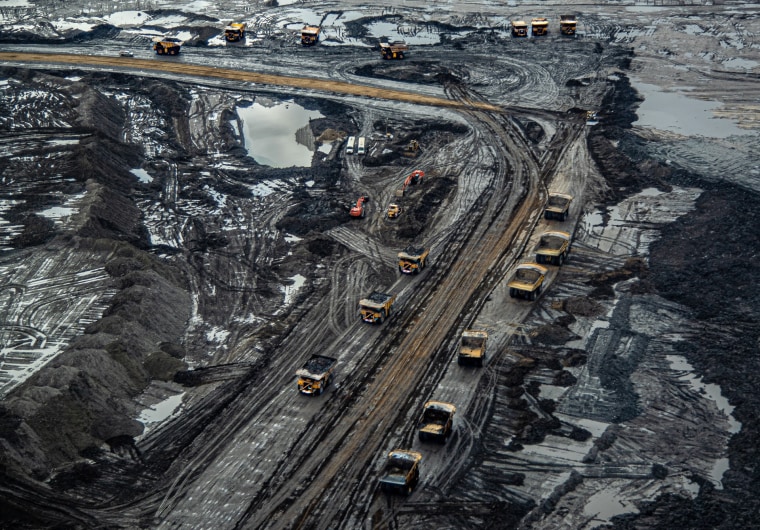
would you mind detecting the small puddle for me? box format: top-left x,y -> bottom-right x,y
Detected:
666,354 -> 742,489
138,392 -> 185,433
237,98 -> 323,168
584,488 -> 639,521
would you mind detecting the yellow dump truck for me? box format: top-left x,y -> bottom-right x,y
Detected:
531,17 -> 549,36
535,231 -> 572,266
301,25 -> 320,46
458,329 -> 488,367
508,263 -> 548,300
152,37 -> 182,55
544,192 -> 573,221
380,40 -> 408,60
560,15 -> 577,36
418,401 -> 456,443
224,22 -> 246,42
296,355 -> 337,396
379,450 -> 422,495
359,291 -> 395,324
398,245 -> 429,274
511,20 -> 528,37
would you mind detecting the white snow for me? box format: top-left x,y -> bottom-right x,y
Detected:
138,393 -> 185,434
130,168 -> 153,183
282,274 -> 306,304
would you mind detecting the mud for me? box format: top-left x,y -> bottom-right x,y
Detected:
0,2 -> 759,529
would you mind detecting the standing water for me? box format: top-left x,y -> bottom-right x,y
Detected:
237,98 -> 323,168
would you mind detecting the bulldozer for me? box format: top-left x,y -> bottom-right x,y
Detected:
395,169 -> 424,197
224,22 -> 246,42
301,25 -> 320,46
153,37 -> 182,55
403,139 -> 420,158
380,41 -> 408,60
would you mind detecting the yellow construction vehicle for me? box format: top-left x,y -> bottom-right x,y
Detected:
544,192 -> 573,221
296,355 -> 337,396
387,203 -> 402,219
418,401 -> 456,443
535,231 -> 572,266
301,25 -> 320,46
380,41 -> 408,60
224,22 -> 246,42
379,450 -> 422,495
358,291 -> 395,324
508,263 -> 547,301
458,329 -> 488,366
560,15 -> 577,36
398,246 -> 429,274
511,20 -> 528,37
152,37 -> 182,55
531,18 -> 549,36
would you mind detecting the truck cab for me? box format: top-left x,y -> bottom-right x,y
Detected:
379,450 -> 422,495
418,401 -> 456,443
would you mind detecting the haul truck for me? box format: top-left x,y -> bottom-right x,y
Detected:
544,192 -> 573,221
531,17 -> 549,36
458,329 -> 488,366
153,37 -> 182,55
398,246 -> 429,274
535,231 -> 571,266
418,401 -> 456,443
508,263 -> 547,300
359,291 -> 395,324
224,22 -> 246,42
380,41 -> 408,60
511,20 -> 528,37
560,15 -> 577,36
379,450 -> 422,495
296,355 -> 337,396
301,25 -> 320,45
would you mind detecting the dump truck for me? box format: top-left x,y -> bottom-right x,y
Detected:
379,450 -> 422,495
349,195 -> 369,218
560,15 -> 577,36
301,25 -> 320,46
508,263 -> 548,300
418,401 -> 456,443
359,291 -> 395,324
458,329 -> 488,367
153,37 -> 182,55
387,203 -> 402,219
511,20 -> 528,37
395,169 -> 424,197
380,40 -> 408,60
535,231 -> 572,266
224,22 -> 246,42
544,192 -> 573,221
531,17 -> 549,36
398,246 -> 429,274
296,355 -> 337,396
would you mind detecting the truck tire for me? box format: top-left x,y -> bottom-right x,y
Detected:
558,253 -> 565,266
509,288 -> 517,298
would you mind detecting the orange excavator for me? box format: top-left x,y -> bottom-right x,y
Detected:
350,195 -> 369,218
395,170 -> 424,197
